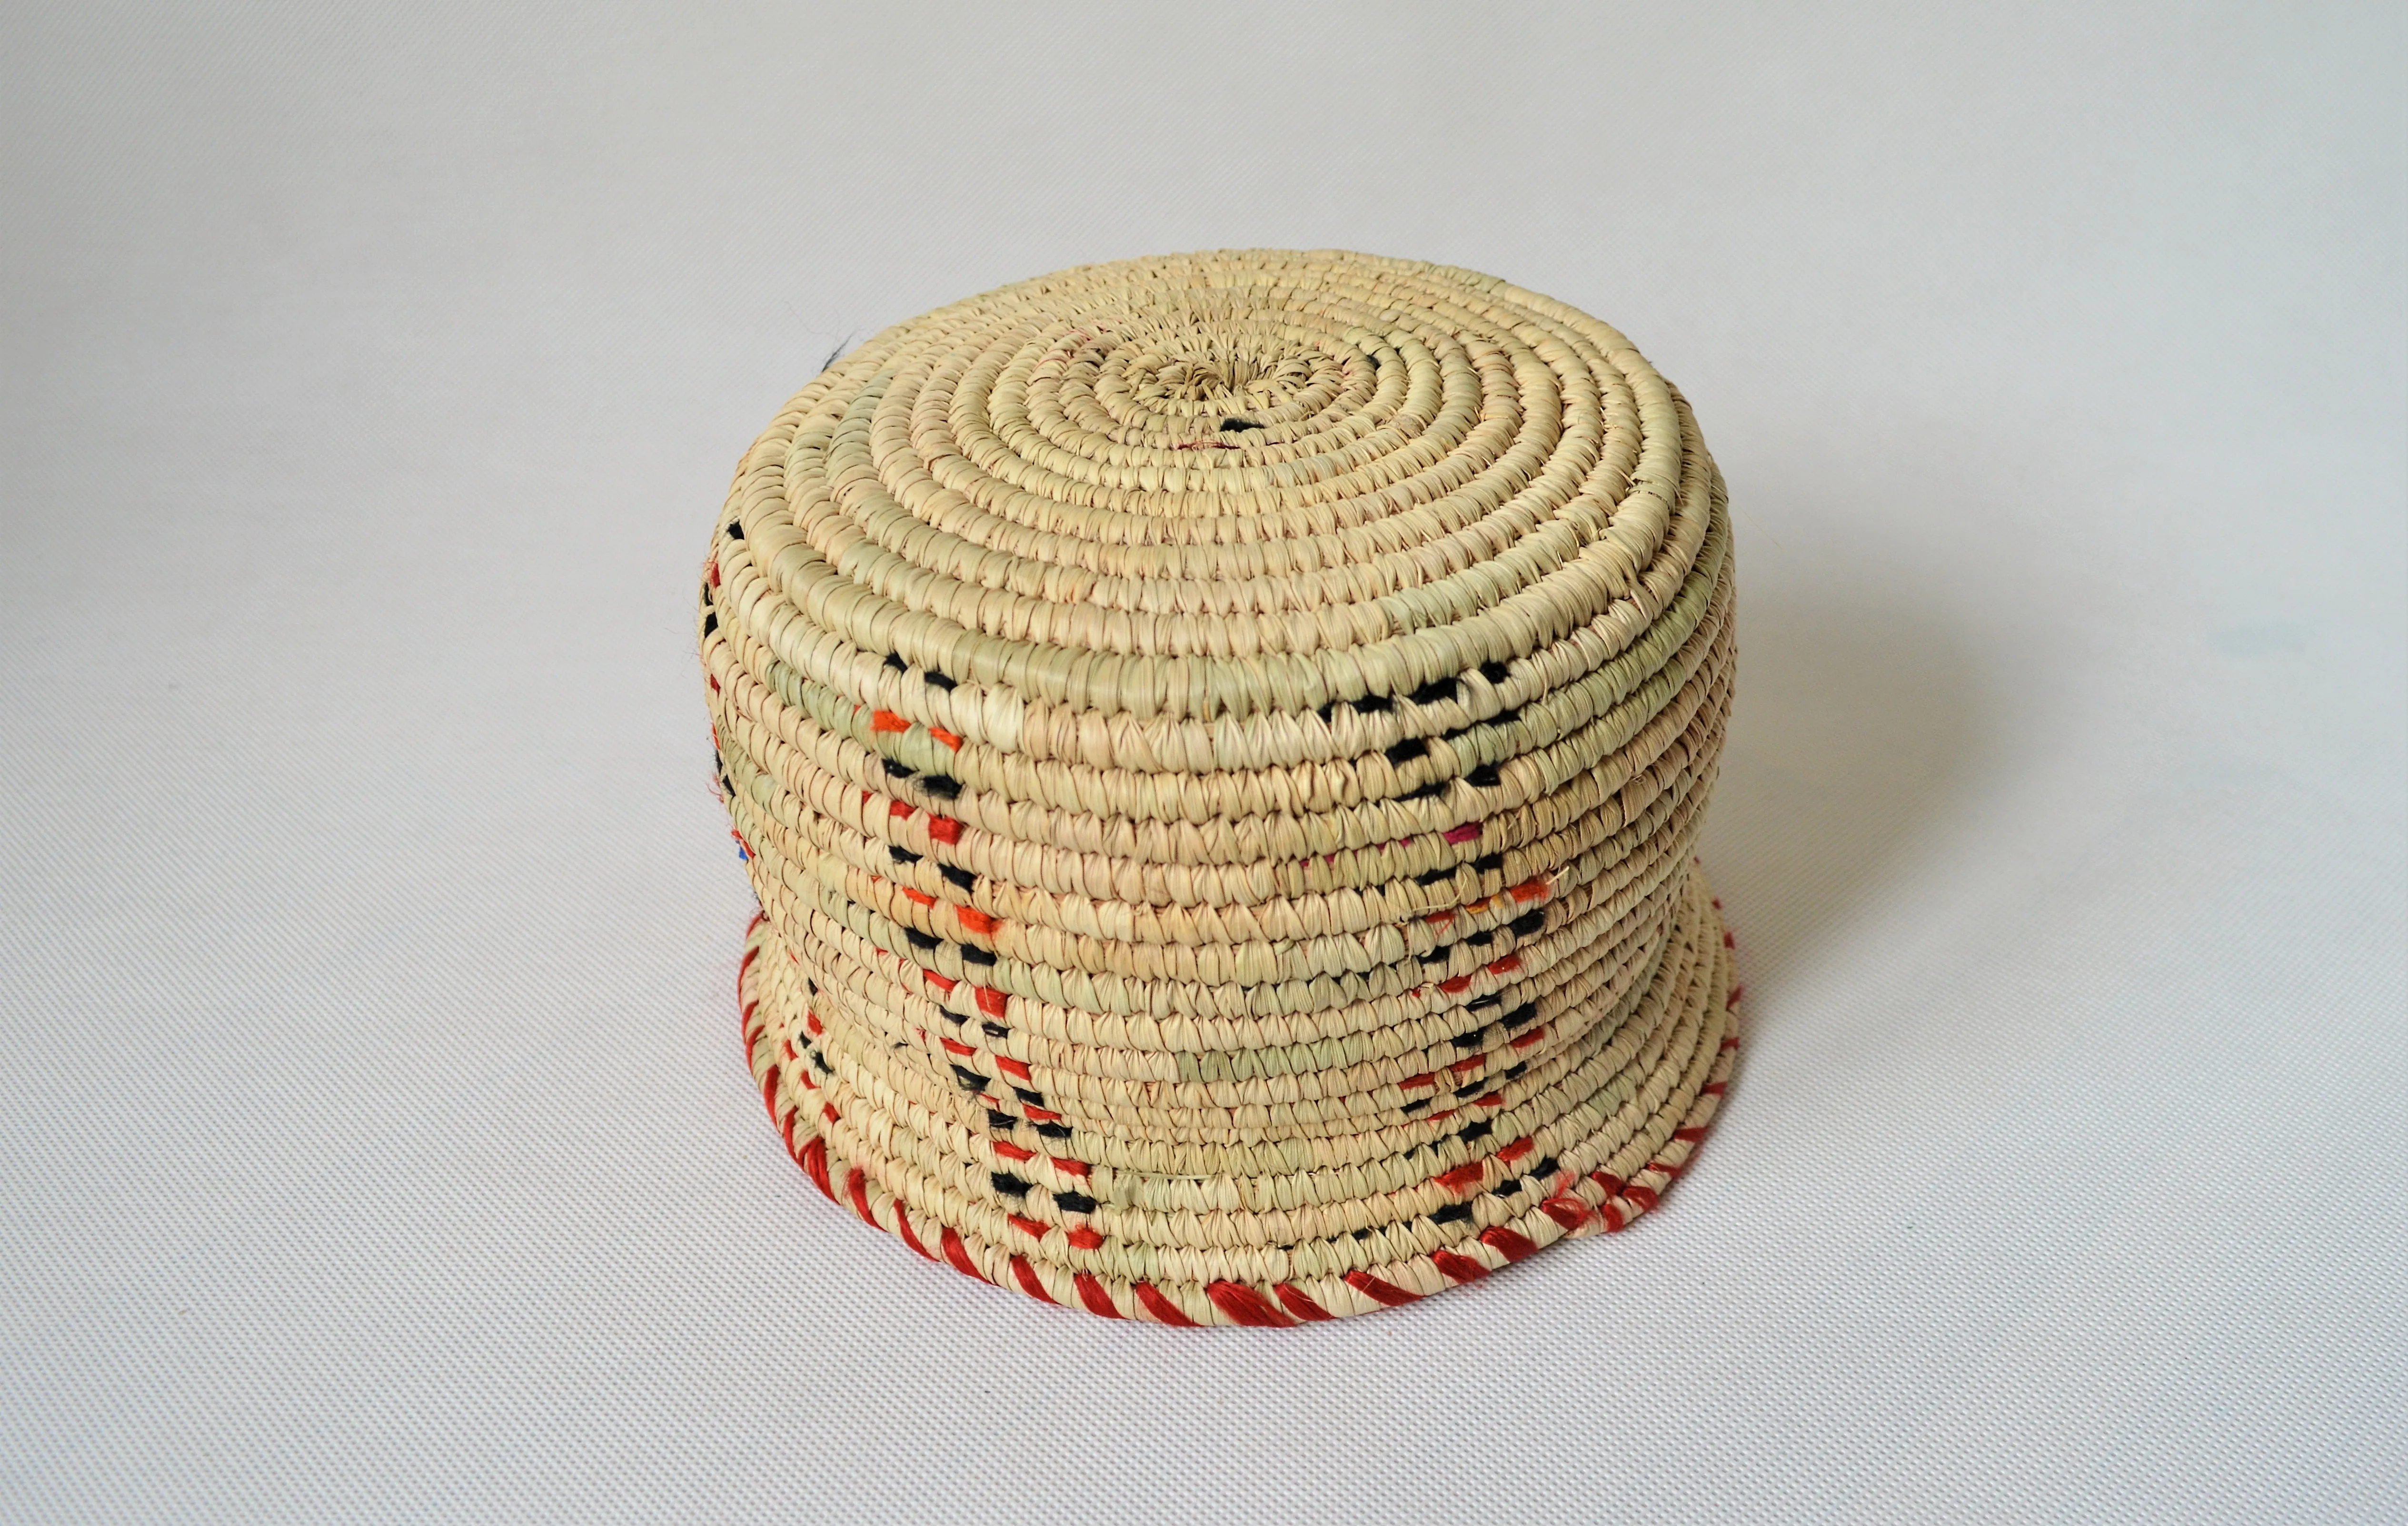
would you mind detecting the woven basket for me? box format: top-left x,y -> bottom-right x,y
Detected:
701,250 -> 1740,1325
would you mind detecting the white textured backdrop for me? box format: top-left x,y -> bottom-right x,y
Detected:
3,3 -> 2401,1521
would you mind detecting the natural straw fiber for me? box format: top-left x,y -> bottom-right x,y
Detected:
700,250 -> 1741,1325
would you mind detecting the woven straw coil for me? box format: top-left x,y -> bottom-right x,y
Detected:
702,250 -> 1740,1325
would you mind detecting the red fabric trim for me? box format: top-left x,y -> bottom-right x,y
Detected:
1206,1282 -> 1297,1327
1344,1270 -> 1422,1308
1431,1249 -> 1490,1283
798,1137 -> 833,1199
1010,1256 -> 1057,1303
1540,1195 -> 1593,1232
1075,1273 -> 1123,1318
940,1226 -> 982,1279
1135,1284 -> 1201,1326
1479,1227 -> 1539,1262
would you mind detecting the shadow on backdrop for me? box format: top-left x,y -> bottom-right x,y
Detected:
1698,578 -> 1991,1031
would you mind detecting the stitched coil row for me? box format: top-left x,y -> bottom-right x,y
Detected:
702,250 -> 1741,1324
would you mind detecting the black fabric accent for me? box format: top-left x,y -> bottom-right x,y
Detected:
925,671 -> 956,691
724,520 -> 744,540
1401,781 -> 1449,801
1052,1191 -> 1098,1213
1011,1086 -> 1045,1106
1454,1079 -> 1488,1099
1497,1062 -> 1527,1082
949,1064 -> 988,1091
1466,763 -> 1502,788
1457,1121 -> 1494,1144
1414,868 -> 1454,886
1384,736 -> 1429,764
1033,1121 -> 1073,1140
904,930 -> 939,951
1452,1029 -> 1487,1050
961,945 -> 996,967
939,865 -> 976,890
1472,852 -> 1505,873
921,774 -> 961,800
882,759 -> 915,780
1479,660 -> 1512,683
1219,416 -> 1264,432
1352,1227 -> 1374,1240
1431,1202 -> 1475,1226
811,1051 -> 832,1075
1316,702 -> 1336,722
1409,677 -> 1458,704
889,846 -> 921,865
1490,706 -> 1520,726
1419,949 -> 1451,966
989,1172 -> 1031,1197
1465,929 -> 1494,947
1531,1155 -> 1559,1179
938,1008 -> 966,1026
1503,1002 -> 1540,1029
702,611 -> 717,635
985,1110 -> 1015,1131
1509,910 -> 1546,937
1401,1098 -> 1430,1114
1468,993 -> 1503,1011
883,653 -> 907,672
980,1021 -> 1009,1038
1354,693 -> 1393,713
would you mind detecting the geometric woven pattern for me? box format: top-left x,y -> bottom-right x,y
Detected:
700,249 -> 1740,1323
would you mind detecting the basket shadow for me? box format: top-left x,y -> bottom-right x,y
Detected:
1696,578 -> 1991,1030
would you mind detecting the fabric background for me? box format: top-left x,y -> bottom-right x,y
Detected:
3,3 -> 2401,1521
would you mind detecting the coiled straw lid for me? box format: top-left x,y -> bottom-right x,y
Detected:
702,250 -> 1740,1325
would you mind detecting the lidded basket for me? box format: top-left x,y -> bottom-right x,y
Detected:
701,249 -> 1740,1325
